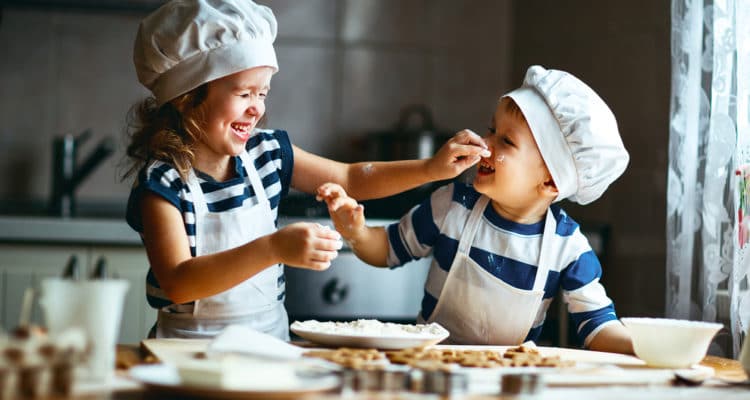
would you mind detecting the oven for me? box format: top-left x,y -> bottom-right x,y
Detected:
280,217 -> 431,324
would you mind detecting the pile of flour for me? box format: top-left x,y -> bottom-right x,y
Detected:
293,319 -> 447,337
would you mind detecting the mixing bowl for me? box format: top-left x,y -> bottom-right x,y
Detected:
620,317 -> 723,368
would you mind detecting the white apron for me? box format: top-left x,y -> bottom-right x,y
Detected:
156,152 -> 289,340
423,195 -> 555,345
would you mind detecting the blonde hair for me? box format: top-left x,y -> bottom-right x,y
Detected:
122,85 -> 208,182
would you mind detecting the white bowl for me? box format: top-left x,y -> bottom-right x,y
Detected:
621,317 -> 723,368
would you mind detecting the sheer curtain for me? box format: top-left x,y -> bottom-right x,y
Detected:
667,0 -> 750,357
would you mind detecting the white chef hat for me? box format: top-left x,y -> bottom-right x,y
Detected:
133,0 -> 279,106
504,65 -> 629,205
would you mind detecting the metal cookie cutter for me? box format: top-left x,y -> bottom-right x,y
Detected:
501,373 -> 544,397
420,369 -> 469,397
341,366 -> 412,393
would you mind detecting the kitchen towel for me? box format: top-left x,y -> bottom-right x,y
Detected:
206,324 -> 305,360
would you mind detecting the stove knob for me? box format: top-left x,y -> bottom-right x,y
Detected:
322,277 -> 349,305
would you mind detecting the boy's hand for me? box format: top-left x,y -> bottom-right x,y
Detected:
271,222 -> 342,270
316,183 -> 367,242
427,129 -> 491,180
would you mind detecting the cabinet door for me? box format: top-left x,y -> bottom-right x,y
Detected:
0,244 -> 88,330
89,246 -> 154,344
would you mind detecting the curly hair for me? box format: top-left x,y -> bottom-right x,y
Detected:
122,85 -> 208,182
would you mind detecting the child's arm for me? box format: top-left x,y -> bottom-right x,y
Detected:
140,192 -> 343,304
316,183 -> 390,267
587,322 -> 634,354
561,238 -> 634,354
292,129 -> 490,200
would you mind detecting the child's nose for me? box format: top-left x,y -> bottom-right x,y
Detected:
246,100 -> 264,116
481,138 -> 493,154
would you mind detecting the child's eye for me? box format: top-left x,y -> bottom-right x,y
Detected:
503,137 -> 514,146
238,92 -> 268,100
487,126 -> 496,134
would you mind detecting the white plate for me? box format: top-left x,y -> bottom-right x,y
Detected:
290,321 -> 450,349
129,364 -> 339,399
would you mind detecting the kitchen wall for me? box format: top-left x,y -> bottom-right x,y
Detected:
0,0 -> 513,208
0,1 -> 671,320
513,1 -> 671,319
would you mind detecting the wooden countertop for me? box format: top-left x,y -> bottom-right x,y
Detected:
31,343 -> 750,399
699,355 -> 748,382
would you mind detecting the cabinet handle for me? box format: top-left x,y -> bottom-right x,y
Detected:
90,256 -> 108,279
61,255 -> 81,280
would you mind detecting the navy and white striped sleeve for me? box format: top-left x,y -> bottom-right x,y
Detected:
126,162 -> 185,233
246,129 -> 293,203
561,248 -> 619,347
269,129 -> 294,199
386,183 -> 454,267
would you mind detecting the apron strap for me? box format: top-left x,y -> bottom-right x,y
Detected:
457,196 -> 490,255
186,169 -> 208,215
183,171 -> 206,316
188,150 -> 268,212
532,209 -> 556,292
238,150 -> 270,206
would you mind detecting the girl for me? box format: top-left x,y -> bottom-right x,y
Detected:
123,0 -> 490,340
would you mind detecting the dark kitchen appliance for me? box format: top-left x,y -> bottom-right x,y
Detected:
280,217 -> 431,324
279,190 -> 433,221
352,104 -> 459,219
366,104 -> 454,162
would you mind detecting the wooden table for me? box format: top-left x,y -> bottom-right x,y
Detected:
38,344 -> 750,399
701,355 -> 748,382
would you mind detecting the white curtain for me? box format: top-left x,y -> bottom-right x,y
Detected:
667,0 -> 750,357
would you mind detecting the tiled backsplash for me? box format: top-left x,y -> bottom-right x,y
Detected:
0,1 -> 675,339
0,0 -> 513,204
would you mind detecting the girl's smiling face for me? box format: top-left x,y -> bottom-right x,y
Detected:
192,66 -> 273,173
473,98 -> 555,220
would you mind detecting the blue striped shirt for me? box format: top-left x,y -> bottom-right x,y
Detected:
126,129 -> 293,309
386,182 -> 618,346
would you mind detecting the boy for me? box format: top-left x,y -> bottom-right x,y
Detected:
317,65 -> 633,354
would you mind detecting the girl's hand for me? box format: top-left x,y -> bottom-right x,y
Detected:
316,183 -> 367,241
271,222 -> 342,270
427,129 -> 491,180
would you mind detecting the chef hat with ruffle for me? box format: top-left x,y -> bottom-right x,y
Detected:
133,0 -> 278,106
504,65 -> 629,205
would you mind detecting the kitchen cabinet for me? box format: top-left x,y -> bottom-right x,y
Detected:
89,246 -> 156,344
0,243 -> 153,344
0,244 -> 88,332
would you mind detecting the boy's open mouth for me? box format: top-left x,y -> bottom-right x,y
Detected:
477,159 -> 495,175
